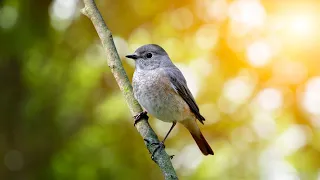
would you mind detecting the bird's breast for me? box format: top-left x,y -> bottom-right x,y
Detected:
133,69 -> 191,122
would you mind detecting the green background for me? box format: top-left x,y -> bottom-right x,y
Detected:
1,0 -> 320,179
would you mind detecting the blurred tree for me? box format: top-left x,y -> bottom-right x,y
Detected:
1,0 -> 320,179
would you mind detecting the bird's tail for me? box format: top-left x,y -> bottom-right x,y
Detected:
181,120 -> 214,155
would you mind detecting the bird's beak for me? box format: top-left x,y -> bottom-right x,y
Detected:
125,54 -> 139,60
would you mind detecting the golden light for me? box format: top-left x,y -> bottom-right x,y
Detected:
195,24 -> 219,50
228,0 -> 266,28
223,77 -> 253,104
222,71 -> 256,105
207,0 -> 228,21
271,10 -> 318,42
302,77 -> 320,115
256,88 -> 283,111
272,61 -> 308,85
288,15 -> 315,37
252,112 -> 276,139
246,40 -> 272,67
273,125 -> 308,156
172,144 -> 203,174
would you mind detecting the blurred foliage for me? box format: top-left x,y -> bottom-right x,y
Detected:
1,0 -> 320,179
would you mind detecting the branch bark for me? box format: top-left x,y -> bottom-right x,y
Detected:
81,0 -> 178,179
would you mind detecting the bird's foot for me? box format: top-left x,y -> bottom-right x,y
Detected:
144,139 -> 175,160
150,141 -> 165,160
133,111 -> 148,126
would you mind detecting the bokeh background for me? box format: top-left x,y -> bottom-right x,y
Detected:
1,0 -> 320,179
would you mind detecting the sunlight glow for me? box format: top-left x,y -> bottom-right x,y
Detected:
246,40 -> 272,67
256,88 -> 283,111
49,0 -> 78,30
302,77 -> 320,115
231,126 -> 255,147
207,0 -> 229,21
289,15 -> 315,37
195,25 -> 219,50
51,0 -> 78,20
274,125 -> 308,156
252,112 -> 276,139
223,76 -> 254,104
260,150 -> 299,180
309,116 -> 320,129
190,57 -> 214,77
228,0 -> 266,28
259,125 -> 308,180
272,61 -> 308,85
218,97 -> 238,114
173,144 -> 203,175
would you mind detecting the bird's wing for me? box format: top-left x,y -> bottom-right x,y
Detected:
164,67 -> 205,124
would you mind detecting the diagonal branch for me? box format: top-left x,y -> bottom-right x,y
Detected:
81,0 -> 178,179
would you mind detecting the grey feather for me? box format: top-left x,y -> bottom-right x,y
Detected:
164,67 -> 205,124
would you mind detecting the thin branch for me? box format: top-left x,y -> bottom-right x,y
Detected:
81,0 -> 178,179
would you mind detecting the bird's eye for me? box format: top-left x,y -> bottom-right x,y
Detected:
146,53 -> 152,58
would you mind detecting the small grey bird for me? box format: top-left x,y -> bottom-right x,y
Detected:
126,44 -> 214,156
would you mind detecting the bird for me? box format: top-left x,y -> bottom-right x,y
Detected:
126,44 -> 214,156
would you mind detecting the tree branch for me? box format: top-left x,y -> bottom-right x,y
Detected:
81,0 -> 178,179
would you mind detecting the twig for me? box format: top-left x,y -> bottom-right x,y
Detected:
81,0 -> 178,179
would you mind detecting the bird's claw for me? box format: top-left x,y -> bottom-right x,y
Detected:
144,139 -> 175,160
151,141 -> 165,160
133,111 -> 148,126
